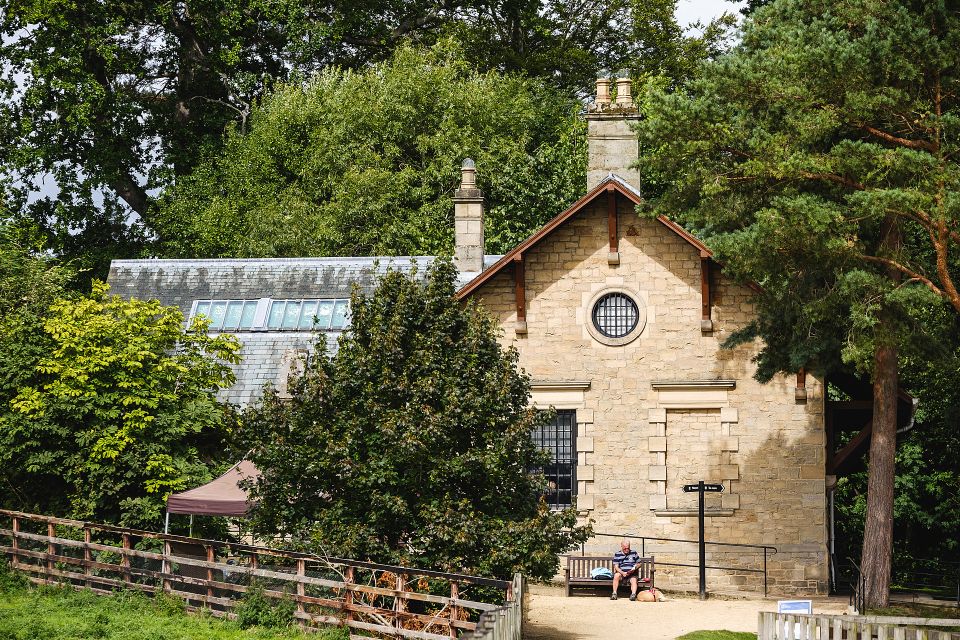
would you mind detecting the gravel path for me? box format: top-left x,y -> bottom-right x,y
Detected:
524,589 -> 849,640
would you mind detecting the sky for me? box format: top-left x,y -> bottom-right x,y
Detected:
676,0 -> 746,28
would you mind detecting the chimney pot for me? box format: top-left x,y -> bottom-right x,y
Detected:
615,77 -> 633,107
460,158 -> 477,189
595,77 -> 611,109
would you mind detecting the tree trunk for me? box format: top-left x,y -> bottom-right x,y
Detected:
860,338 -> 897,609
860,213 -> 902,609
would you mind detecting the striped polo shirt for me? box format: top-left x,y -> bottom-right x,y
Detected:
613,549 -> 640,571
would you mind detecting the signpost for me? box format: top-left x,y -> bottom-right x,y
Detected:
682,481 -> 724,600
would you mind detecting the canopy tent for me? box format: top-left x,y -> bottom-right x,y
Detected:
165,460 -> 259,532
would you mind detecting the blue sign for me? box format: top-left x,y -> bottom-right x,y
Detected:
777,600 -> 813,614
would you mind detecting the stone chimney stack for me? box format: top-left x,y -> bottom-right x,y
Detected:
586,74 -> 642,190
453,158 -> 485,274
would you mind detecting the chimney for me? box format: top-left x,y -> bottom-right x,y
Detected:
586,74 -> 642,191
453,158 -> 485,274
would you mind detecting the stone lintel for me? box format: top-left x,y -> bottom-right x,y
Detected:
651,380 -> 736,390
530,380 -> 592,391
653,509 -> 735,517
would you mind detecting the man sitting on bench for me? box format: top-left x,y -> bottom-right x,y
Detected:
611,539 -> 640,600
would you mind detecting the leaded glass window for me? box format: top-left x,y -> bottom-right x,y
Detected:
532,409 -> 577,509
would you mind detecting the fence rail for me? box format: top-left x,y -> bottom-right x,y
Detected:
468,574 -> 524,640
0,509 -> 515,640
758,612 -> 960,640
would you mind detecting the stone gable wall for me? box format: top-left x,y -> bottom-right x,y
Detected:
469,197 -> 828,595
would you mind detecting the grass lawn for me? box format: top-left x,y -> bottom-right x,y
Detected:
676,631 -> 758,640
0,584 -> 348,640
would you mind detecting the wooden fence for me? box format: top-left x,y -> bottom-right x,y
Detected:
467,573 -> 524,640
0,509 -> 516,640
759,611 -> 960,640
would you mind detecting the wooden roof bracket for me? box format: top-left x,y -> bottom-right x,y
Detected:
796,368 -> 807,403
607,186 -> 619,266
513,253 -> 527,335
700,252 -> 713,333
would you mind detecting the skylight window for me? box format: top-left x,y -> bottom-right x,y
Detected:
190,298 -> 350,332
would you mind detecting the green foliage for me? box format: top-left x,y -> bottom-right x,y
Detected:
0,559 -> 27,594
0,281 -> 241,528
234,584 -> 296,630
240,259 -> 590,580
635,0 -> 960,602
153,42 -> 586,259
0,0 -> 723,279
636,0 -> 960,380
0,584 -> 338,639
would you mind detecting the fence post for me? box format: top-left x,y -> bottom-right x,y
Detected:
83,526 -> 91,589
206,545 -> 215,603
46,522 -> 56,580
394,572 -> 407,632
162,540 -> 171,593
448,581 -> 459,638
10,516 -> 18,570
296,558 -> 306,625
343,565 -> 354,624
122,533 -> 131,585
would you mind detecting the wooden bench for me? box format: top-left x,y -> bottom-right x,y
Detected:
564,555 -> 655,597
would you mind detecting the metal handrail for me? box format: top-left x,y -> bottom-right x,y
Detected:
847,556 -> 865,613
584,530 -> 778,595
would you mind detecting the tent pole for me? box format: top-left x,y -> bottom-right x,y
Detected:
189,515 -> 193,538
164,511 -> 170,534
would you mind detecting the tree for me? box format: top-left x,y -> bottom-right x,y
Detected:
0,1 -> 731,279
1,281 -> 241,528
635,0 -> 960,606
240,259 -> 590,580
152,42 -> 587,259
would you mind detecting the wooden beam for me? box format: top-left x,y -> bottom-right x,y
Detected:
700,253 -> 713,332
607,187 -> 619,265
513,254 -> 527,334
829,420 -> 872,476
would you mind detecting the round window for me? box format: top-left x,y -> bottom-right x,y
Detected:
591,292 -> 640,339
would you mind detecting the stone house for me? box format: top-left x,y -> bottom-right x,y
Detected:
108,77 -> 909,596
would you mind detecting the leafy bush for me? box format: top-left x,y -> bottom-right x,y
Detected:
242,260 -> 591,580
233,584 -> 296,629
0,559 -> 26,593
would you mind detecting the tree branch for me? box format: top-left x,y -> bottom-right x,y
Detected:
860,254 -> 946,301
858,124 -> 937,153
798,171 -> 866,191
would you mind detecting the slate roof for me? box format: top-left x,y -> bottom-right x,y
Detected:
106,255 -> 502,406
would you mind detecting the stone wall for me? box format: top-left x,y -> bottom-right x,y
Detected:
469,196 -> 828,595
